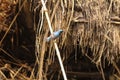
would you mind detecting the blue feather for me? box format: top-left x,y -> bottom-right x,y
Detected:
46,29 -> 63,42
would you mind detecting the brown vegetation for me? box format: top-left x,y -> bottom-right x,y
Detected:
0,0 -> 120,80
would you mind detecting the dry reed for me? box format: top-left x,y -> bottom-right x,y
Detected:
0,0 -> 120,80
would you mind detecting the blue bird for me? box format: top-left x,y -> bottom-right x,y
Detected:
46,29 -> 63,42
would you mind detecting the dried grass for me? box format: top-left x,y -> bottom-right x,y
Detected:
0,0 -> 120,80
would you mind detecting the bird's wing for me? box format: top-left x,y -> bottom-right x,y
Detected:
53,31 -> 60,38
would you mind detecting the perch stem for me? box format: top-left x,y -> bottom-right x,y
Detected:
41,0 -> 67,80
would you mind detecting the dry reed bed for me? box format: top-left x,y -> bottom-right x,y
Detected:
0,0 -> 120,80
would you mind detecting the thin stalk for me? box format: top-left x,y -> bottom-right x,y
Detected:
40,0 -> 67,80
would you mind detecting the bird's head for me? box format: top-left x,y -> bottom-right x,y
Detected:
59,29 -> 63,33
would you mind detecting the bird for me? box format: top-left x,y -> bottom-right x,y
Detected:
46,29 -> 63,42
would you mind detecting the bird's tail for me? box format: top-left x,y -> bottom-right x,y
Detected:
45,36 -> 51,42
